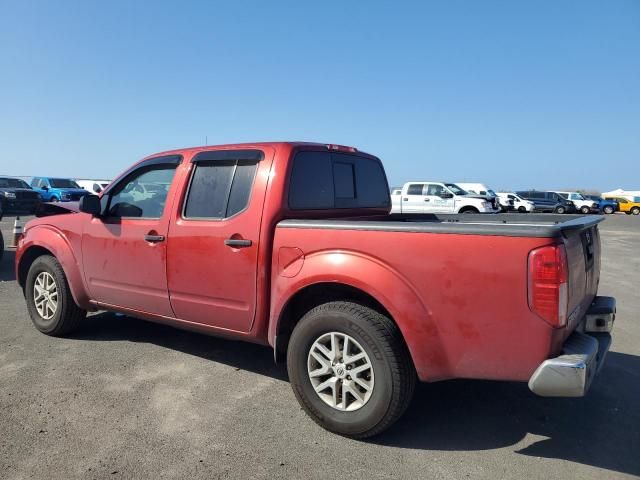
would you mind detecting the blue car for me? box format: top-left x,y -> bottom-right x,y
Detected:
583,195 -> 618,214
30,177 -> 92,202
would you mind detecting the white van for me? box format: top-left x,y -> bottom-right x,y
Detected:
76,179 -> 111,194
391,182 -> 495,214
496,192 -> 534,213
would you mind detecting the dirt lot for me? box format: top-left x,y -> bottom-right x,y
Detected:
1,214 -> 638,480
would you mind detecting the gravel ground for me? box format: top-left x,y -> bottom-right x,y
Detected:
1,213 -> 638,479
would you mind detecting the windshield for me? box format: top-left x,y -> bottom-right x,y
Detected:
444,183 -> 468,195
487,189 -> 497,196
0,178 -> 31,189
573,193 -> 585,200
49,179 -> 80,188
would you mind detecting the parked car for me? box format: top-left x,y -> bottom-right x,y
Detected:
556,192 -> 599,214
453,183 -> 509,210
603,196 -> 640,215
0,177 -> 42,213
76,179 -> 111,194
391,182 -> 496,214
30,177 -> 92,202
497,192 -> 534,213
583,195 -> 617,215
515,190 -> 576,214
16,141 -> 615,438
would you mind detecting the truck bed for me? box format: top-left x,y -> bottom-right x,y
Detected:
273,212 -> 603,383
278,213 -> 604,238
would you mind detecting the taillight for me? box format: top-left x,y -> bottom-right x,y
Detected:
326,144 -> 358,152
528,244 -> 568,328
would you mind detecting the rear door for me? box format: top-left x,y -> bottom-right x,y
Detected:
402,183 -> 427,213
166,148 -> 273,332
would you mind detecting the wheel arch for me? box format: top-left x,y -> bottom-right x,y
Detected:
17,227 -> 92,309
269,250 -> 445,381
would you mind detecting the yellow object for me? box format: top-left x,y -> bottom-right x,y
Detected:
604,197 -> 640,215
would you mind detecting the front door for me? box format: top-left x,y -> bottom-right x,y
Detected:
166,148 -> 273,333
425,183 -> 454,213
81,156 -> 181,316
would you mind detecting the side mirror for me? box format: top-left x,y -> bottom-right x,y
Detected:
42,185 -> 49,191
79,195 -> 102,216
440,192 -> 454,199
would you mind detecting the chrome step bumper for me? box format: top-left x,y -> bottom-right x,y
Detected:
528,296 -> 615,397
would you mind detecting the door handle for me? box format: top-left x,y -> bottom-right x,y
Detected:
424,198 -> 430,202
144,234 -> 165,243
224,238 -> 252,248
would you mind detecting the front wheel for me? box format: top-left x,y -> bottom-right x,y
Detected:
50,196 -> 59,203
555,206 -> 566,214
287,301 -> 415,438
518,206 -> 527,213
603,205 -> 614,214
632,207 -> 640,215
25,255 -> 86,336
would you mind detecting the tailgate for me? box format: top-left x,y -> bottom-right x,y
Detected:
562,222 -> 601,333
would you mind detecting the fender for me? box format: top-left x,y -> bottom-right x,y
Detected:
269,249 -> 449,381
17,224 -> 93,310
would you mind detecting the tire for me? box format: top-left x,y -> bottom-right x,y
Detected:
287,301 -> 415,439
603,206 -> 614,214
518,206 -> 527,213
0,231 -> 4,262
460,207 -> 479,214
50,196 -> 59,203
625,211 -> 632,215
632,207 -> 640,215
555,206 -> 566,214
25,255 -> 86,336
580,206 -> 590,214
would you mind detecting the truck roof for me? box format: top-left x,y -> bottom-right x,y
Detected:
145,141 -> 369,160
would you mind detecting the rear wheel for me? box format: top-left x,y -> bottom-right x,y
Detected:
287,301 -> 415,438
25,255 -> 86,336
632,207 -> 640,215
580,206 -> 590,214
603,205 -> 614,214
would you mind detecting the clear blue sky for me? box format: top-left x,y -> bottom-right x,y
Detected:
0,0 -> 638,191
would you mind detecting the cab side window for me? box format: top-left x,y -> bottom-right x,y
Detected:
107,164 -> 177,218
407,184 -> 424,195
426,184 -> 445,196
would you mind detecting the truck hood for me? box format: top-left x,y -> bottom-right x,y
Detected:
35,201 -> 80,217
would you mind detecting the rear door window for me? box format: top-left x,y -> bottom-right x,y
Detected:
406,184 -> 425,195
288,151 -> 390,210
183,150 -> 262,219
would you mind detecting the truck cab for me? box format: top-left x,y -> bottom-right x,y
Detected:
30,177 -> 92,202
391,181 -> 495,214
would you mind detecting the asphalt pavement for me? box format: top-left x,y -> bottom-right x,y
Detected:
1,213 -> 638,479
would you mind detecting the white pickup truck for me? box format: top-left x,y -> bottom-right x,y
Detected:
556,192 -> 599,214
391,182 -> 496,214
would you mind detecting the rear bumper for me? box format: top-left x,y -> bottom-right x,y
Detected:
528,296 -> 615,397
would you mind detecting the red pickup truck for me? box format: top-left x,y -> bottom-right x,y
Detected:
16,142 -> 615,438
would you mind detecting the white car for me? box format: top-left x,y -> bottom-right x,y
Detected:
76,179 -> 111,194
497,192 -> 534,213
391,182 -> 495,214
556,191 -> 599,214
454,182 -> 502,212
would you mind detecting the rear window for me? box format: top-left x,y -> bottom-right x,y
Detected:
288,151 -> 390,210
